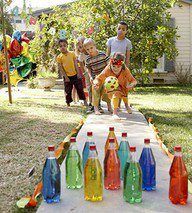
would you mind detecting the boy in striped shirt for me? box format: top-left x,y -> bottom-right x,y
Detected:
84,38 -> 112,115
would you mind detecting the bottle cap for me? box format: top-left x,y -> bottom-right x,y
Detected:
90,145 -> 96,151
109,138 -> 115,143
144,138 -> 150,144
130,146 -> 136,152
122,132 -> 127,137
48,145 -> 55,151
174,146 -> 181,152
109,127 -> 114,131
70,137 -> 76,143
87,132 -> 93,137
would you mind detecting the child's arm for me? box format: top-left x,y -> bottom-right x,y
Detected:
106,46 -> 111,57
93,65 -> 110,90
87,68 -> 93,84
125,50 -> 130,67
73,58 -> 82,79
58,63 -> 70,82
125,67 -> 137,90
106,38 -> 111,56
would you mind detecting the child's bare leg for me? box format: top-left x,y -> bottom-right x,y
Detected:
112,97 -> 120,119
94,106 -> 101,115
107,102 -> 113,113
123,97 -> 132,114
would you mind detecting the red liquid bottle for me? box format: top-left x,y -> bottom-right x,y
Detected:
104,138 -> 120,190
169,146 -> 188,205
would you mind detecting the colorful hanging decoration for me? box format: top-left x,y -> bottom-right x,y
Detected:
21,33 -> 30,44
0,31 -> 34,86
87,27 -> 94,35
12,31 -> 22,43
29,17 -> 37,25
9,69 -> 23,87
103,13 -> 110,22
59,29 -> 66,39
49,27 -> 56,36
12,6 -> 19,16
72,30 -> 78,38
9,39 -> 23,58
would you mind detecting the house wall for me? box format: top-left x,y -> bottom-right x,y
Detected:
169,2 -> 192,68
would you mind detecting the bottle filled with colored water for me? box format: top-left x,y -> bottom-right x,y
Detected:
82,132 -> 97,169
139,138 -> 156,191
65,137 -> 83,189
118,132 -> 130,180
123,146 -> 142,204
84,144 -> 103,201
104,138 -> 120,190
42,145 -> 61,203
169,146 -> 188,205
105,127 -> 118,154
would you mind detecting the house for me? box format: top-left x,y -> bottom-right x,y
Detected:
153,0 -> 192,84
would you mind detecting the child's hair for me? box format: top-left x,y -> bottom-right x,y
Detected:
118,21 -> 128,30
75,36 -> 86,56
110,52 -> 126,69
83,38 -> 95,48
58,39 -> 68,45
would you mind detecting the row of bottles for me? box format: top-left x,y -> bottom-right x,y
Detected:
42,127 -> 188,206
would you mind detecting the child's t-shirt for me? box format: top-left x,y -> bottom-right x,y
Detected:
85,51 -> 109,79
106,36 -> 132,56
57,51 -> 77,77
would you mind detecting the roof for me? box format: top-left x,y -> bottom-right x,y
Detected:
182,0 -> 192,4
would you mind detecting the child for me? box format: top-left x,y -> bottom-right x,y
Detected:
57,39 -> 88,106
106,21 -> 132,67
75,36 -> 93,110
93,52 -> 137,120
83,38 -> 112,115
106,21 -> 133,110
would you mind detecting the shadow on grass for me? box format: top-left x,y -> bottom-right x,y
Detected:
134,85 -> 192,96
0,104 -> 84,213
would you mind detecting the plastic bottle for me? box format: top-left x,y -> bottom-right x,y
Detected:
118,132 -> 130,180
105,127 -> 118,154
82,132 -> 96,169
123,146 -> 142,204
84,144 -> 103,201
65,137 -> 83,189
42,145 -> 61,203
139,138 -> 156,191
104,138 -> 121,190
169,146 -> 188,205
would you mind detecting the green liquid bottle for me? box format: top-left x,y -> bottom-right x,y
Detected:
66,137 -> 83,189
123,146 -> 142,204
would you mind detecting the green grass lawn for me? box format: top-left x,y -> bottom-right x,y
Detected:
0,87 -> 85,213
130,85 -> 192,182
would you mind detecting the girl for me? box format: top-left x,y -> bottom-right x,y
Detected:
93,52 -> 137,119
75,36 -> 93,111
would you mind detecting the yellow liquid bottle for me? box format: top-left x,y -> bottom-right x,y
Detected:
84,144 -> 103,201
105,127 -> 119,154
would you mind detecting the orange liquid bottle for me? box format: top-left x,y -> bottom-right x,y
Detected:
105,127 -> 118,154
169,146 -> 188,205
104,138 -> 120,190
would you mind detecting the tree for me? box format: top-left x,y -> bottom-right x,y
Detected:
31,0 -> 178,84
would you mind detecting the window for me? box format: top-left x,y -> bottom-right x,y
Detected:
15,19 -> 22,23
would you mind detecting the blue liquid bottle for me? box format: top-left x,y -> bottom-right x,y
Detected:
118,132 -> 130,180
42,145 -> 61,203
139,138 -> 156,191
82,132 -> 97,169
